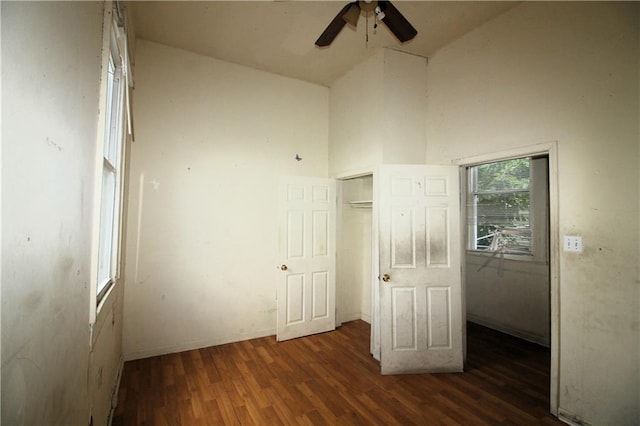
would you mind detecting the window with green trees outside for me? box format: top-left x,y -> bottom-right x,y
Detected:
467,158 -> 533,254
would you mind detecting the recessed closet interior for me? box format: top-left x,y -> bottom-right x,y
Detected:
336,174 -> 374,327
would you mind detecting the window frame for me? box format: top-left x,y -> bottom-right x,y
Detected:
91,4 -> 130,319
466,156 -> 548,263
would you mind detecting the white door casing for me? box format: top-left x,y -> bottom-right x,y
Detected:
277,176 -> 336,341
378,165 -> 463,374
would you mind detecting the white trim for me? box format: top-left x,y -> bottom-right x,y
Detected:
459,167 -> 468,363
455,141 -> 560,417
90,1 -> 114,325
109,78 -> 126,282
0,3 -> 4,404
106,356 -> 125,426
334,167 -> 375,180
116,18 -> 135,139
558,409 -> 595,426
95,279 -> 117,322
115,134 -> 129,282
466,250 -> 545,263
335,177 -> 344,327
547,142 -> 560,417
339,312 -> 364,323
454,142 -> 556,167
371,170 -> 380,360
467,315 -> 549,347
124,328 -> 277,361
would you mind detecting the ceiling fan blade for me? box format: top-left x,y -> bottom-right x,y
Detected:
378,0 -> 417,43
315,2 -> 357,47
343,3 -> 361,27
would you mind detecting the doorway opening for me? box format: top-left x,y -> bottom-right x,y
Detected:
464,155 -> 550,346
457,142 -> 559,416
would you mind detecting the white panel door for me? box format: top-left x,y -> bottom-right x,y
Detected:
378,165 -> 463,374
277,176 -> 336,341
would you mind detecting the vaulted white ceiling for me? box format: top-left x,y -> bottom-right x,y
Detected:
131,1 -> 517,87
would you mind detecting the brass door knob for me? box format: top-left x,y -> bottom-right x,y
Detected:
280,264 -> 288,271
381,274 -> 390,282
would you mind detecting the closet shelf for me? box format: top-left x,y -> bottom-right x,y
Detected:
348,200 -> 373,208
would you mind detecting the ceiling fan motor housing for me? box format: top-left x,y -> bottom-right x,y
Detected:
359,0 -> 378,13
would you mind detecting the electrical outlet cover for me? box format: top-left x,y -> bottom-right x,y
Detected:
563,235 -> 583,252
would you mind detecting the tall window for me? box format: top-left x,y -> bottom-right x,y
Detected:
467,157 -> 545,256
97,19 -> 126,303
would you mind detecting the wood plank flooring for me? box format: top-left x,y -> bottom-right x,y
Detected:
113,321 -> 562,425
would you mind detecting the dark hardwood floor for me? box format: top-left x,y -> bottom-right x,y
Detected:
113,321 -> 562,425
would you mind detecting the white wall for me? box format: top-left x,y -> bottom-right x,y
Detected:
1,2 -> 125,425
425,3 -> 639,425
338,206 -> 372,322
466,255 -> 550,345
329,49 -> 428,177
123,40 -> 329,360
381,49 -> 428,165
329,51 -> 384,177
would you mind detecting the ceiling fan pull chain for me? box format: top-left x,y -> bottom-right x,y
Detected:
366,13 -> 369,46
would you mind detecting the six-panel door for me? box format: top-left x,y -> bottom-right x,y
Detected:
378,165 -> 463,374
277,177 -> 336,341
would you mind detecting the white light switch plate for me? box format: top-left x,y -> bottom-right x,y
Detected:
564,236 -> 583,253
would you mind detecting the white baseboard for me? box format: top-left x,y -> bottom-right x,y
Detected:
107,356 -> 124,426
467,314 -> 550,347
124,328 -> 277,361
558,408 -> 594,426
338,312 -> 362,324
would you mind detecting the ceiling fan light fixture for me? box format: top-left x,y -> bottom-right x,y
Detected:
374,6 -> 385,21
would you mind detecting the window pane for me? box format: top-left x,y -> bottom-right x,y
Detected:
103,57 -> 115,159
476,158 -> 530,192
97,167 -> 116,291
475,192 -> 531,252
468,157 -> 533,254
107,70 -> 122,164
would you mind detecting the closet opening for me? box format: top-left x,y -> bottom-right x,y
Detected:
335,174 -> 374,334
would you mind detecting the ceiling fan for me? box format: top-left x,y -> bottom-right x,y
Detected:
315,0 -> 417,47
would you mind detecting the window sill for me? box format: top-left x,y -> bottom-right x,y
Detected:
97,280 -> 116,312
466,250 -> 548,265
91,279 -> 118,347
